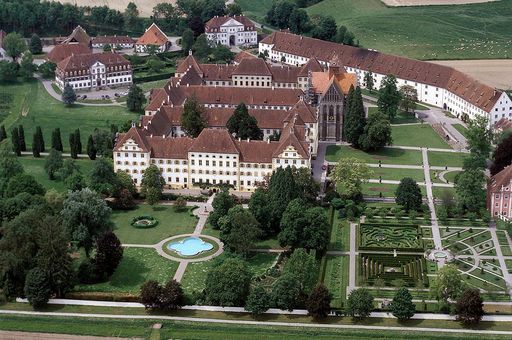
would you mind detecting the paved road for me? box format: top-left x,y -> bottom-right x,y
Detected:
489,225 -> 512,296
347,223 -> 357,295
422,148 -> 443,262
0,331 -> 138,340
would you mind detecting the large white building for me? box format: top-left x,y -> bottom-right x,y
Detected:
55,52 -> 132,91
259,31 -> 512,125
205,15 -> 257,47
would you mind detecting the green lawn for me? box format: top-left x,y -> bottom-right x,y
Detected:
443,170 -> 461,184
452,123 -> 468,137
305,0 -> 512,60
370,167 -> 424,182
432,186 -> 456,199
391,124 -> 449,149
428,151 -> 467,168
0,81 -> 137,152
138,79 -> 169,93
112,204 -> 198,244
18,156 -> 97,192
236,0 -> 275,23
74,248 -> 179,294
368,107 -> 419,124
323,255 -> 348,309
362,182 -> 398,198
325,145 -> 422,165
329,216 -> 349,251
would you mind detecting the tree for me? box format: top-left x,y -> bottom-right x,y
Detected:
306,284 -> 332,319
364,71 -> 374,93
61,188 -> 112,256
378,75 -> 401,120
282,248 -> 317,295
245,285 -> 270,317
0,61 -> 18,83
466,115 -> 493,159
153,3 -> 180,32
124,2 -> 139,32
18,125 -> 26,152
289,8 -> 310,34
455,169 -> 486,213
5,173 -> 45,198
204,258 -> 252,306
227,103 -> 263,140
69,131 -> 78,159
399,85 -> 418,113
249,188 -> 272,235
3,32 -> 26,61
89,157 -> 117,195
51,128 -> 63,152
430,264 -> 466,301
181,29 -> 195,54
173,196 -> 187,212
207,189 -> 235,229
311,15 -> 337,41
344,86 -> 366,148
0,143 -> 23,195
62,83 -> 77,106
346,288 -> 374,319
66,172 -> 85,192
160,279 -> 185,311
146,56 -> 165,74
141,164 -> 165,198
456,288 -> 484,326
266,0 -> 295,29
146,187 -> 161,207
87,135 -> 97,160
140,280 -> 163,309
268,166 -> 299,233
226,3 -> 242,16
19,52 -> 35,80
278,200 -> 330,252
491,133 -> 512,175
292,167 -> 319,203
192,34 -> 210,60
331,157 -> 372,198
35,126 -> 45,152
359,111 -> 392,151
219,206 -> 262,256
0,125 -> 6,141
29,34 -> 43,55
74,128 -> 82,155
182,96 -> 207,137
390,287 -> 415,321
38,61 -> 56,79
24,267 -> 51,308
395,177 -> 422,211
272,273 -> 301,311
94,231 -> 123,280
11,127 -> 21,156
44,148 -> 63,180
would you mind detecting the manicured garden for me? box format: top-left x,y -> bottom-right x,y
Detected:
391,124 -> 449,149
112,204 -> 198,244
322,255 -> 348,309
326,145 -> 422,165
359,224 -> 423,251
428,151 -> 467,168
370,167 -> 424,182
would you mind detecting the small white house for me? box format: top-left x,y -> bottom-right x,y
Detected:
135,23 -> 170,53
205,15 -> 257,47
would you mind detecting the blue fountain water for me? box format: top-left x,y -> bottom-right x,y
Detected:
167,237 -> 213,256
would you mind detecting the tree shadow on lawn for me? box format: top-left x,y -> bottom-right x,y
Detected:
107,254 -> 151,290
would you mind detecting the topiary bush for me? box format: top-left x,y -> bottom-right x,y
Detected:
131,215 -> 159,228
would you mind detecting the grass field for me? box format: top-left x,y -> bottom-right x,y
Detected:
18,156 -> 97,192
391,124 -> 449,148
370,167 -> 425,182
428,151 -> 467,167
138,79 -> 169,93
368,107 -> 419,124
325,145 -> 423,165
0,81 -> 137,152
112,204 -> 198,244
75,248 -> 179,294
306,0 -> 512,60
452,123 -> 468,137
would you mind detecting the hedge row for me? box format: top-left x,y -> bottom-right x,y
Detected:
133,72 -> 174,83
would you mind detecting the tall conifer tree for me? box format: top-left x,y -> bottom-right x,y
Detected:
18,125 -> 26,151
51,128 -> 63,152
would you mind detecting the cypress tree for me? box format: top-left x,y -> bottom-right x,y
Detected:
11,127 -> 21,156
32,133 -> 41,157
344,86 -> 366,148
75,128 -> 82,154
87,135 -> 97,160
69,132 -> 77,159
18,125 -> 26,151
36,126 -> 45,152
0,125 -> 6,141
51,128 -> 63,152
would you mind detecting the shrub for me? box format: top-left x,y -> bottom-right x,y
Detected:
131,215 -> 159,228
174,197 -> 187,212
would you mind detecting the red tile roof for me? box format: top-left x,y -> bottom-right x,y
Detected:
205,15 -> 256,32
56,52 -> 130,72
62,26 -> 90,45
489,165 -> 512,192
233,58 -> 271,76
233,51 -> 257,64
47,43 -> 91,63
92,35 -> 135,45
261,31 -> 502,113
136,23 -> 168,46
189,128 -> 239,154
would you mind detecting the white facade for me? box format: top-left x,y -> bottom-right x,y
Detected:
259,42 -> 512,125
56,61 -> 132,91
92,41 -> 134,49
134,43 -> 167,54
207,18 -> 257,47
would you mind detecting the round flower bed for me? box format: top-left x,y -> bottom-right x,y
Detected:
131,215 -> 158,229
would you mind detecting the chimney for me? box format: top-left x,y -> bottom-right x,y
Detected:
189,49 -> 193,56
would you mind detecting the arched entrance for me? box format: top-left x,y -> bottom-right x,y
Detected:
229,35 -> 235,46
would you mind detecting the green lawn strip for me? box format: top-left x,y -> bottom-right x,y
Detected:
428,151 -> 467,168
329,217 -> 349,251
74,248 -> 179,294
51,82 -> 62,95
112,205 -> 198,244
138,79 -> 170,93
368,106 -> 419,124
2,314 -> 512,340
254,237 -> 281,249
1,81 -> 137,152
323,255 -> 345,308
18,156 -> 97,192
370,167 -> 424,182
235,0 -> 274,23
452,124 -> 468,138
391,124 -> 449,149
362,182 -> 427,198
368,289 -> 431,301
325,145 -> 422,165
505,259 -> 512,273
306,0 -> 512,60
432,186 -> 455,200
467,268 -> 507,290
